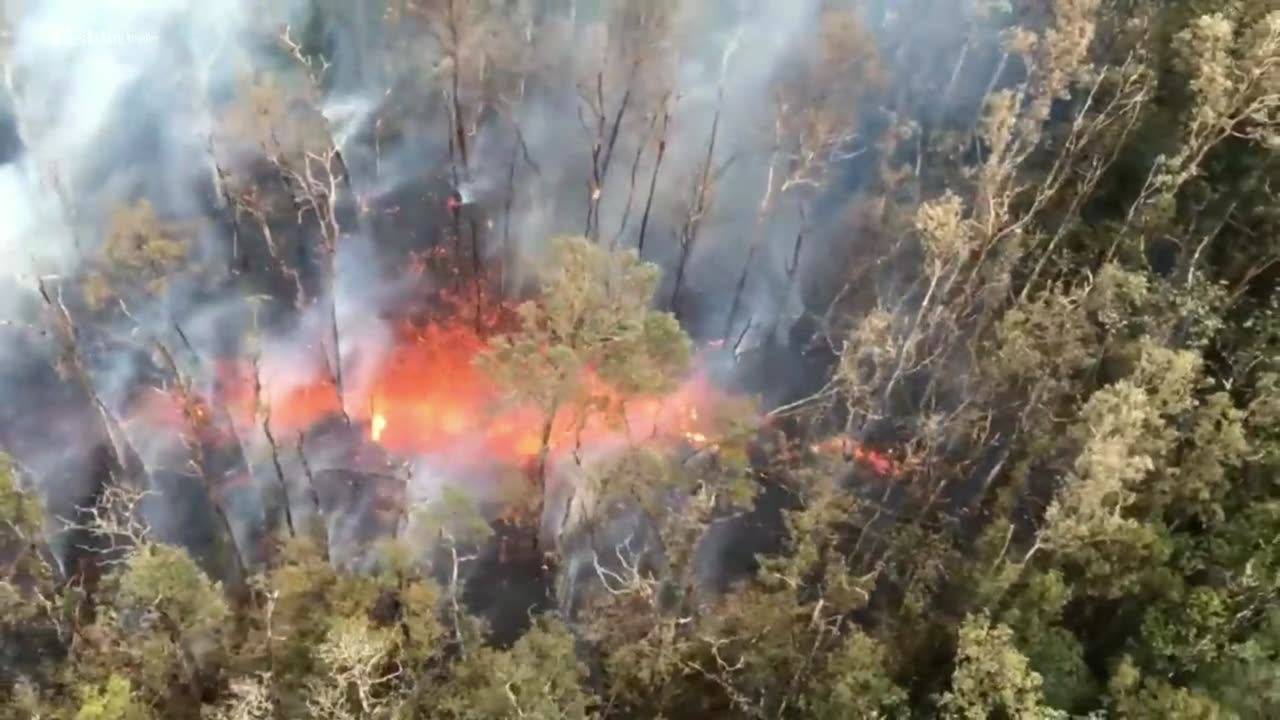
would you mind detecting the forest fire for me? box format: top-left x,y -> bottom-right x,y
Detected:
370,411 -> 388,443
352,322 -> 723,461
121,299 -> 900,487
809,435 -> 895,476
128,315 -> 726,471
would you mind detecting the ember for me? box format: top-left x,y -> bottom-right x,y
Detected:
810,435 -> 895,476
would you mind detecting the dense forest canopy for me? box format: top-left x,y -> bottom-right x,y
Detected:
0,0 -> 1277,717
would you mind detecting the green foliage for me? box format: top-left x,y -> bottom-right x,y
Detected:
1141,586 -> 1230,673
804,629 -> 907,719
0,457 -> 43,540
938,615 -> 1049,719
0,457 -> 54,626
1107,657 -> 1225,719
304,615 -> 400,718
995,570 -> 1096,712
83,199 -> 191,309
477,235 -> 692,414
1194,608 -> 1280,718
411,486 -> 495,549
7,2 -> 1280,718
436,618 -> 595,719
114,544 -> 230,640
74,675 -> 152,720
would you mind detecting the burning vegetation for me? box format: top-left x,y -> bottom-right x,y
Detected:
0,0 -> 1279,718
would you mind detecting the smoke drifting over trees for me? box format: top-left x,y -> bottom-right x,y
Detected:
0,0 -> 1278,717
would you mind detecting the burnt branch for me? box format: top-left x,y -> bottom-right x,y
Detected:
152,341 -> 247,584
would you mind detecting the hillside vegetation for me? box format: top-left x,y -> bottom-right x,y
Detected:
1,0 -> 1279,718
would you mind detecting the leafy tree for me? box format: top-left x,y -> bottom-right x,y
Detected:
434,618 -> 595,719
477,235 -> 692,538
804,628 -> 907,719
82,199 -> 192,310
114,544 -> 231,644
3,2 -> 1280,719
74,675 -> 152,720
1106,656 -> 1225,720
938,615 -> 1050,720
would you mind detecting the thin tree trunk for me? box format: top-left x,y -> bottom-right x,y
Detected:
768,230 -> 805,339
37,279 -> 146,489
723,146 -> 781,340
255,347 -> 294,539
612,113 -> 655,248
502,142 -> 519,297
670,103 -> 722,309
588,81 -> 635,241
153,342 -> 248,586
636,109 -> 670,258
447,0 -> 469,180
328,292 -> 349,425
531,401 -> 561,555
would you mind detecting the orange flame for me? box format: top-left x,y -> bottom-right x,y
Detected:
810,436 -> 895,476
123,304 -> 899,484
351,322 -> 720,460
127,314 -> 727,470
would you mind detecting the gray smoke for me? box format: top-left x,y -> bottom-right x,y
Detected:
0,0 -> 1008,596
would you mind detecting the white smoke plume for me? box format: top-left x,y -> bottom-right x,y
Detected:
0,0 -> 1003,597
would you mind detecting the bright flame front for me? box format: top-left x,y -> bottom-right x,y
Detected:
174,319 -> 728,468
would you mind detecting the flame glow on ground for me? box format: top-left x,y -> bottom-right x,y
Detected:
131,319 -> 726,465
353,322 -> 722,461
809,435 -> 895,476
128,307 -> 894,480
